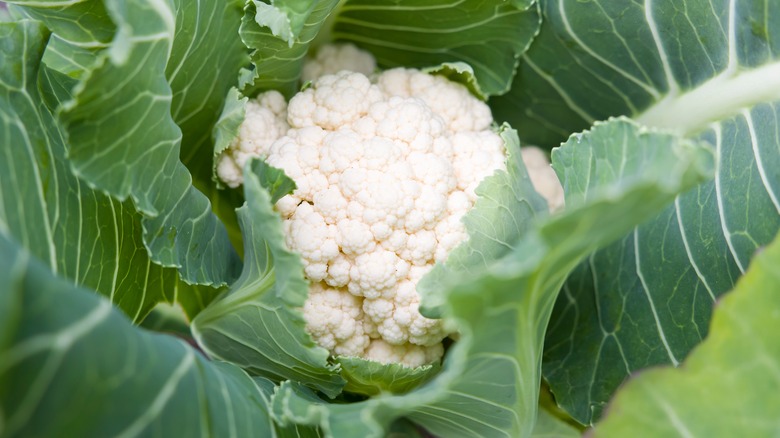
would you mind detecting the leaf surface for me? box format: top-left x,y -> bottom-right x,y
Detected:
545,103 -> 780,424
335,357 -> 441,397
166,0 -> 249,189
9,0 -> 248,288
489,0 -> 780,423
333,0 -> 540,96
0,19 -> 190,322
0,233 -> 276,438
593,231 -> 780,437
491,0 -> 780,145
531,409 -> 580,438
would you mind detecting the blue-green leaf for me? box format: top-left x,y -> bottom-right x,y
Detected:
498,0 -> 780,424
532,409 -> 580,438
593,231 -> 780,437
333,0 -> 541,97
336,357 -> 441,397
491,0 -> 780,146
0,19 -> 187,322
0,232 -> 275,437
9,0 -> 248,288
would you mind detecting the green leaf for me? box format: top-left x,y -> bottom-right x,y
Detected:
0,232 -> 277,437
9,0 -> 115,46
139,302 -> 191,336
332,0 -> 541,97
336,357 -> 441,397
240,0 -> 342,98
10,0 -> 247,288
191,162 -> 345,398
532,409 -> 580,438
42,35 -> 98,81
164,0 -> 251,278
551,120 -> 715,210
167,279 -> 223,321
30,0 -> 250,264
491,0 -> 780,146
250,159 -> 298,204
88,0 -> 242,286
0,19 -> 192,322
269,118 -> 714,438
488,0 -> 780,423
544,105 -> 780,425
38,62 -> 79,112
254,377 -> 326,438
166,0 -> 249,186
593,231 -> 780,437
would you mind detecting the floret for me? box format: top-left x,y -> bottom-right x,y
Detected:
304,283 -> 370,356
301,43 -> 377,83
363,339 -> 444,368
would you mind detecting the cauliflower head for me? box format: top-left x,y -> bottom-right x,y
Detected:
217,44 -> 562,368
301,43 -> 377,83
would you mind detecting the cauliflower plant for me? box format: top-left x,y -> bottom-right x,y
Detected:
217,44 -> 563,368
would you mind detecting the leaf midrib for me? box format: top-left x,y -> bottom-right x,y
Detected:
637,60 -> 780,135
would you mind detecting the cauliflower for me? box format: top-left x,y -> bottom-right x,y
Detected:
301,43 -> 377,83
217,44 -> 564,368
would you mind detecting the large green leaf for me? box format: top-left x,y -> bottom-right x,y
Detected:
165,0 -> 250,265
0,232 -> 277,438
593,231 -> 780,437
253,378 -> 326,438
268,118 -> 714,438
491,0 -> 780,145
15,0 -> 247,183
240,0 -> 342,98
332,0 -> 541,97
544,103 -> 780,424
488,0 -> 780,423
9,0 -> 245,288
0,19 -> 187,322
191,159 -> 345,398
166,0 -> 249,186
532,409 -> 580,438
